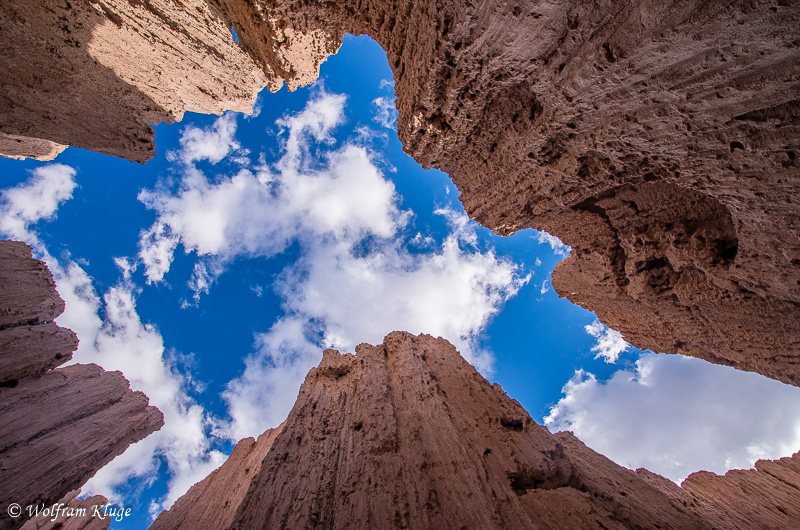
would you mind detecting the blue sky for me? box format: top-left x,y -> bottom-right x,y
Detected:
2,35 -> 799,529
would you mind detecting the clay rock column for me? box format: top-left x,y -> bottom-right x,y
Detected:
0,241 -> 163,530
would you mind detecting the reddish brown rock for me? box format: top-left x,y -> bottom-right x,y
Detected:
1,1 -> 798,385
156,332 -> 799,529
164,332 -> 708,529
0,241 -> 163,530
0,241 -> 65,330
0,0 -> 267,163
150,425 -> 284,530
682,452 -> 800,529
0,323 -> 77,385
20,490 -> 110,530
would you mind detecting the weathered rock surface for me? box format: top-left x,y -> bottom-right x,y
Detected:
0,241 -> 163,530
1,0 -> 798,386
150,425 -> 284,530
156,332 -> 800,529
0,0 -> 268,163
20,490 -> 110,530
156,332 -> 716,529
682,452 -> 800,529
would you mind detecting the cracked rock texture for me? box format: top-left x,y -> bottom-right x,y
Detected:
0,241 -> 163,530
155,332 -> 799,529
1,0 -> 798,384
0,0 -> 268,163
150,425 -> 284,530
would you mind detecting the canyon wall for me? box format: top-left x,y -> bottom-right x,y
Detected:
0,0 -> 797,385
0,241 -> 163,530
153,332 -> 799,529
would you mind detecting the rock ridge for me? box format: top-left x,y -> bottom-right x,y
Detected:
0,241 -> 163,530
154,332 -> 800,529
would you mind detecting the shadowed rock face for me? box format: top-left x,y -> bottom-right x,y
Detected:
0,241 -> 163,530
153,332 -> 799,529
1,0 -> 797,385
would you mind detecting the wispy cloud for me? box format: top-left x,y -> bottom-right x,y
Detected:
0,166 -> 222,513
534,230 -> 570,258
584,320 -> 629,363
371,96 -> 398,129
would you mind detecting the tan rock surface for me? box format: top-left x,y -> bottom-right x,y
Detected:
0,0 -> 267,163
220,332 -> 706,529
0,241 -> 163,530
157,332 -> 800,529
681,452 -> 800,529
1,1 -> 798,385
150,424 -> 284,530
20,490 -> 110,530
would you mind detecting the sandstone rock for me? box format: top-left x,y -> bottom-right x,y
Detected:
164,332 -> 708,529
0,241 -> 65,329
0,134 -> 66,162
0,241 -> 163,530
0,323 -> 77,385
157,332 -> 800,529
0,363 -> 164,530
682,452 -> 800,529
0,0 -> 267,162
150,425 -> 284,530
1,1 -> 797,386
20,490 -> 110,530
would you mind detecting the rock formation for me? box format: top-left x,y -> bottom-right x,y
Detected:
150,425 -> 284,530
0,241 -> 163,530
153,332 -> 799,529
0,0 -> 797,386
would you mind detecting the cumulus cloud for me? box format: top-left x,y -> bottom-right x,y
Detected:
534,230 -> 570,258
0,164 -> 77,242
134,92 -> 529,441
545,353 -> 800,483
175,112 -> 240,164
138,93 -> 401,294
584,320 -> 630,363
0,167 -> 221,513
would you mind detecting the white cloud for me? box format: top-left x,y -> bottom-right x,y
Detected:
175,112 -> 240,164
545,353 -> 800,483
534,230 -> 570,258
584,320 -> 630,363
136,93 -> 532,441
540,277 -> 551,295
371,96 -> 398,129
138,94 -> 401,296
0,168 -> 222,513
0,164 -> 77,242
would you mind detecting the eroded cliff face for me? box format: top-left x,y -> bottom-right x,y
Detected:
0,241 -> 163,530
1,0 -> 797,385
154,332 -> 798,529
0,0 -> 268,162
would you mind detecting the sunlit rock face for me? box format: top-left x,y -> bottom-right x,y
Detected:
154,332 -> 799,529
1,0 -> 797,385
0,241 -> 163,530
